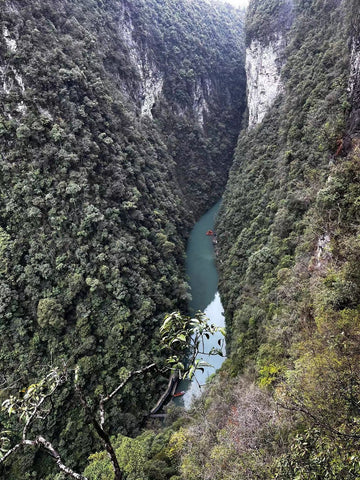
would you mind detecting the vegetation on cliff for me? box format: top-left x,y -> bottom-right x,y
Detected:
2,0 -> 359,478
212,0 -> 359,477
126,0 -> 246,212
105,1 -> 358,479
0,0 -> 244,477
82,1 -> 360,477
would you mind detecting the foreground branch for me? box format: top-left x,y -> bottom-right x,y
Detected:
99,363 -> 156,427
77,362 -> 157,480
0,436 -> 87,480
23,371 -> 64,441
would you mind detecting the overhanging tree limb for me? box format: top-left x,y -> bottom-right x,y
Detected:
0,369 -> 87,480
76,362 -> 157,480
1,436 -> 87,480
1,313 -> 222,479
99,363 -> 156,428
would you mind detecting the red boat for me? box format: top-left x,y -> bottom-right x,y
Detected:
206,230 -> 214,236
173,391 -> 185,397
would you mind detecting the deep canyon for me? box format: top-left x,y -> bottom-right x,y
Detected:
0,0 -> 360,479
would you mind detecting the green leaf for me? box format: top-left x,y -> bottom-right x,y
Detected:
197,361 -> 213,368
160,316 -> 172,333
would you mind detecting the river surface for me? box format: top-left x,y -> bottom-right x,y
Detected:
174,201 -> 226,408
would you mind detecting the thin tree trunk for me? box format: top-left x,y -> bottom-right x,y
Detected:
89,416 -> 123,480
76,363 -> 156,480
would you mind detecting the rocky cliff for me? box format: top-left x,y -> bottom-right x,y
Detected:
115,0 -> 246,214
348,8 -> 360,135
246,35 -> 284,127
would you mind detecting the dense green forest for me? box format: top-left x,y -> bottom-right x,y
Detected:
1,0 -> 360,478
0,0 -> 244,477
204,0 -> 360,477
82,0 -> 360,479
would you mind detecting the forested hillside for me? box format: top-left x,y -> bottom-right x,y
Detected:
80,1 -> 360,478
2,0 -> 360,479
184,0 -> 360,477
0,0 -> 245,477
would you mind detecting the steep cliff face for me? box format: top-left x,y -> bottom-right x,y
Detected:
136,0 -> 246,213
112,0 -> 246,214
219,0 -> 348,362
117,3 -> 164,118
246,35 -> 284,127
349,38 -> 360,100
1,24 -> 26,113
244,0 -> 293,127
348,17 -> 360,135
211,0 -> 360,476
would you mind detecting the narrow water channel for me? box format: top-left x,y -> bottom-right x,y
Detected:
174,201 -> 226,408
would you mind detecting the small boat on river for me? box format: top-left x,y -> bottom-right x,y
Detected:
173,391 -> 185,397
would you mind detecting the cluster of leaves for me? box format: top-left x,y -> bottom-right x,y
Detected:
160,311 -> 224,380
1,369 -> 65,424
274,429 -> 360,479
0,0 -> 245,478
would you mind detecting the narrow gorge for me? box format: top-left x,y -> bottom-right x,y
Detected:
0,1 -> 246,477
1,0 -> 360,479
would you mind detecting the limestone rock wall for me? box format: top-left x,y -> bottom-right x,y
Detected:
119,5 -> 163,119
1,25 -> 27,115
246,36 -> 284,128
349,34 -> 360,135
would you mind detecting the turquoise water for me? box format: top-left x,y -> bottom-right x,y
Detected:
174,201 -> 226,408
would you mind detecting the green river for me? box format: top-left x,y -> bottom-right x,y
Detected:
175,201 -> 226,408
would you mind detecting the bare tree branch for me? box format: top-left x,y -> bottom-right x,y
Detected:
23,371 -> 64,441
36,436 -> 88,480
0,437 -> 87,480
76,386 -> 123,480
76,363 -> 156,480
99,363 -> 157,426
0,442 -> 24,465
101,363 -> 156,406
0,369 -> 85,480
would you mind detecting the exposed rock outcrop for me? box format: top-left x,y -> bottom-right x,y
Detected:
246,35 -> 285,128
349,35 -> 360,135
192,78 -> 211,128
119,5 -> 163,119
3,26 -> 17,52
1,25 -> 26,115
